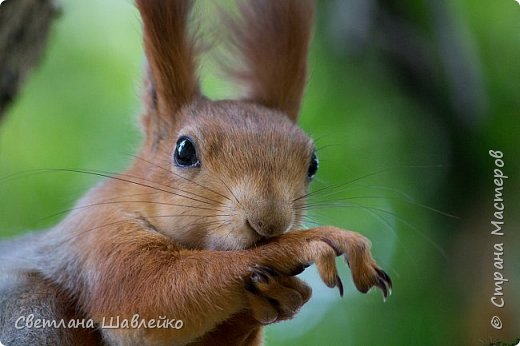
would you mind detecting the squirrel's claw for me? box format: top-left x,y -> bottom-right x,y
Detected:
374,267 -> 392,301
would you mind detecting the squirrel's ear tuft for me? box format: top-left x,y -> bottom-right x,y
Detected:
136,0 -> 200,119
223,0 -> 315,122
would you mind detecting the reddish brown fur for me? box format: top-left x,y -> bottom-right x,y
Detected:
0,1 -> 391,345
137,0 -> 199,114
224,0 -> 314,121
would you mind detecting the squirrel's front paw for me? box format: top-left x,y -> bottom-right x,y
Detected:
351,257 -> 393,300
330,229 -> 392,299
244,265 -> 311,325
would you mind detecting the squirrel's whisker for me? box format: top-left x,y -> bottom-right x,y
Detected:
294,165 -> 451,202
128,154 -> 234,203
95,168 -> 226,206
303,194 -> 458,219
147,214 -> 233,219
66,168 -> 227,207
38,200 -> 230,224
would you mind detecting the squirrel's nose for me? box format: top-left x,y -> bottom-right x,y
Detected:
246,209 -> 292,238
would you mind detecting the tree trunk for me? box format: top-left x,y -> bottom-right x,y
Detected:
0,0 -> 60,120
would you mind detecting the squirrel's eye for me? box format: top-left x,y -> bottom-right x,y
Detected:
174,136 -> 200,168
307,151 -> 319,180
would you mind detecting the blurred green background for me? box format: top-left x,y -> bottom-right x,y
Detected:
0,0 -> 519,345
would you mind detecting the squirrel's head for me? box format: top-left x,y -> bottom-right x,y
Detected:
130,0 -> 316,250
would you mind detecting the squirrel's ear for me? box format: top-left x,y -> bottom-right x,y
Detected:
223,0 -> 315,122
136,0 -> 199,119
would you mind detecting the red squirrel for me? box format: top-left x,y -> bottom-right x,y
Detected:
0,1 -> 392,345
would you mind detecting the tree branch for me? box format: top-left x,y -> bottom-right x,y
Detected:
0,0 -> 60,120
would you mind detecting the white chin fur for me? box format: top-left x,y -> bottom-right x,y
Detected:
206,229 -> 259,251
